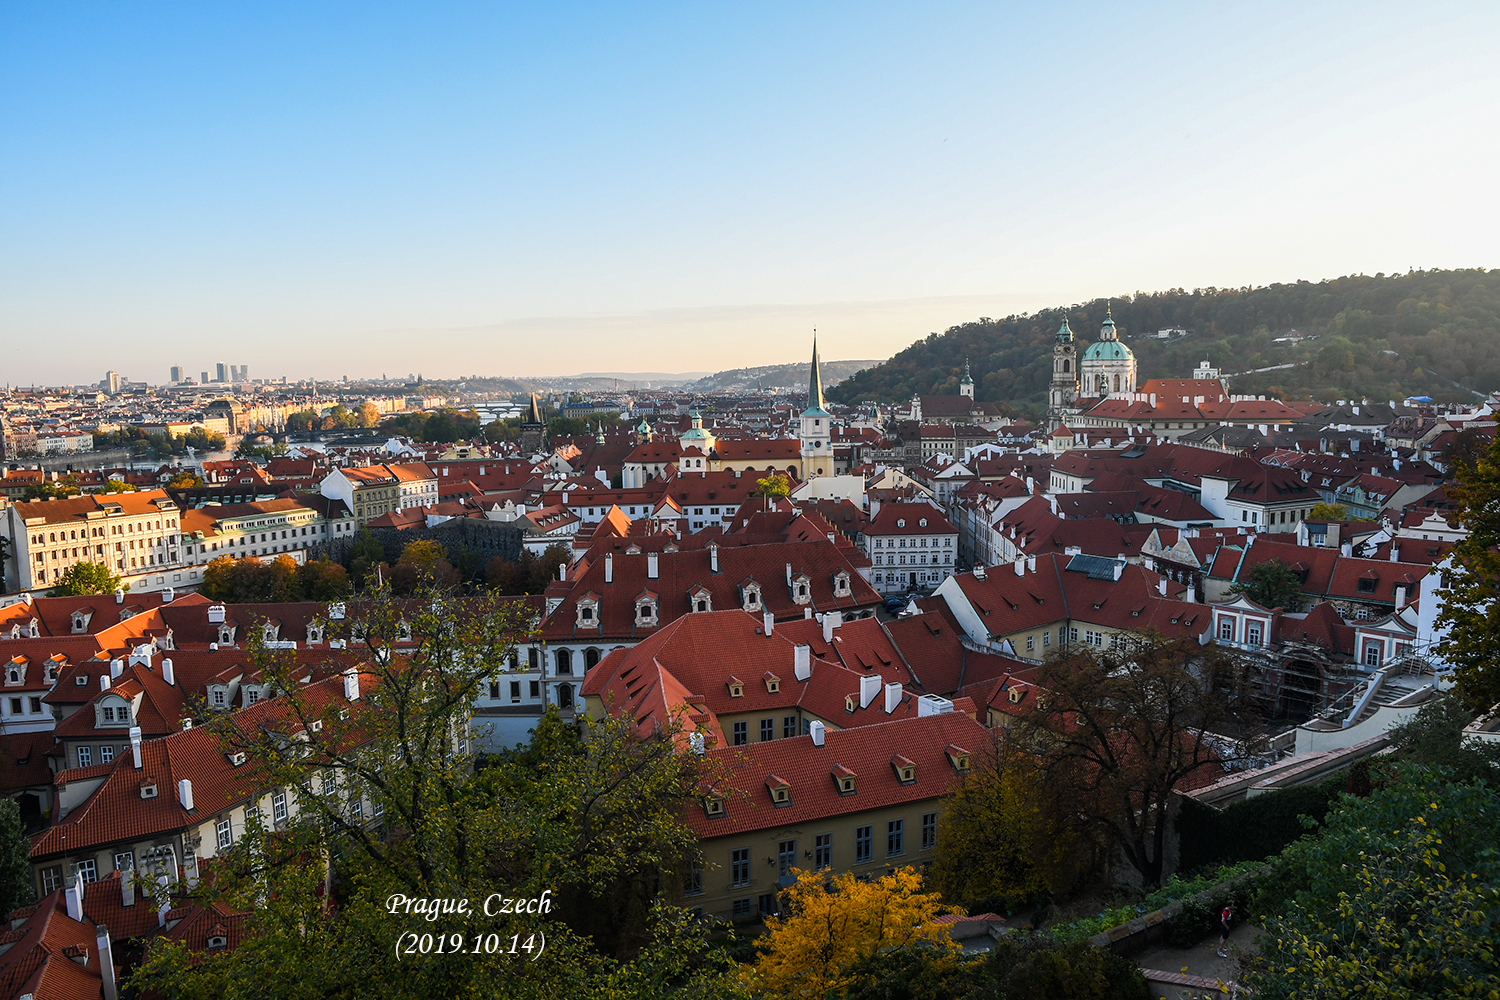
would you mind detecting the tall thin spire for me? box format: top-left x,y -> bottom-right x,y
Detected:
807,332 -> 825,412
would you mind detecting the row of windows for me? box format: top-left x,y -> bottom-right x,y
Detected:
5,695 -> 45,717
488,679 -> 543,702
872,537 -> 953,548
873,553 -> 952,566
730,715 -> 802,746
724,814 -> 938,889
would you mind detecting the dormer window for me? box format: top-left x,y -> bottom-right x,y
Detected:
891,754 -> 916,785
4,666 -> 20,686
306,624 -> 324,644
704,795 -> 725,817
740,577 -> 763,612
1008,685 -> 1026,704
832,764 -> 857,796
792,574 -> 812,605
140,782 -> 158,800
832,571 -> 851,597
211,688 -> 226,707
845,694 -> 856,713
207,934 -> 228,950
919,518 -> 927,527
397,621 -> 413,642
727,677 -> 744,698
70,611 -> 91,634
764,673 -> 780,694
766,775 -> 791,806
691,587 -> 712,613
635,594 -> 659,626
897,519 -> 906,528
945,744 -> 971,773
576,595 -> 600,628
218,625 -> 236,645
262,623 -> 279,643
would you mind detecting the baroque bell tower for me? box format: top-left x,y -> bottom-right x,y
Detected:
1048,316 -> 1079,429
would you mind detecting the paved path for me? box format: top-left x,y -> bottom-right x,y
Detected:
1135,922 -> 1258,997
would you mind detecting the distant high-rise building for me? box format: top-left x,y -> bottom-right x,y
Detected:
216,362 -> 228,383
201,371 -> 210,384
239,364 -> 249,382
105,370 -> 121,394
170,366 -> 183,383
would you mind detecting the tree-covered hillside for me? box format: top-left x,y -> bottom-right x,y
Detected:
829,269 -> 1500,415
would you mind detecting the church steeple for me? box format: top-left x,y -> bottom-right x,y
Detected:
959,357 -> 974,399
806,335 -> 826,415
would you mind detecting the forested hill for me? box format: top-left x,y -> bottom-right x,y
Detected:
828,269 -> 1500,415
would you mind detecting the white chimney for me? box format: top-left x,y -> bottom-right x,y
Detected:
785,562 -> 793,584
688,731 -> 706,755
973,564 -> 986,580
647,551 -> 659,580
604,553 -> 613,583
1026,555 -> 1036,573
121,872 -> 135,907
1395,585 -> 1407,610
207,604 -> 226,624
99,674 -> 111,692
161,658 -> 174,686
65,878 -> 83,920
822,611 -> 841,642
1158,576 -> 1167,596
764,611 -> 774,636
1184,586 -> 1196,603
809,720 -> 826,746
1341,540 -> 1353,557
794,644 -> 811,681
884,682 -> 902,714
177,778 -> 194,811
97,926 -> 118,1000
161,587 -> 173,604
1014,558 -> 1024,577
1112,561 -> 1123,582
1389,543 -> 1399,563
559,561 -> 567,582
709,542 -> 719,573
115,587 -> 124,605
343,666 -> 361,702
110,658 -> 123,678
859,673 -> 881,709
129,727 -> 142,770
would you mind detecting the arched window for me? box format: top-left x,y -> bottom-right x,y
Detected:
1062,359 -> 1070,373
584,648 -> 601,669
557,684 -> 574,709
1113,374 -> 1122,391
555,648 -> 572,676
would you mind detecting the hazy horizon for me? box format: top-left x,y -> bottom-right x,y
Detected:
5,2 -> 1497,386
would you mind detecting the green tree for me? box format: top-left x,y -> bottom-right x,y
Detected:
1436,430 -> 1500,711
166,468 -> 204,488
22,480 -> 80,500
754,472 -> 792,498
49,561 -> 123,597
1385,691 -> 1500,785
131,587 -> 739,999
841,936 -> 1150,1000
1247,767 -> 1500,998
0,798 -> 36,918
297,559 -> 353,600
1228,558 -> 1304,611
1017,635 -> 1262,887
1306,502 -> 1349,521
101,477 -> 137,493
932,731 -> 1091,907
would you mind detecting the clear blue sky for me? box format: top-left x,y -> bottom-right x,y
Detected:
4,2 -> 1497,385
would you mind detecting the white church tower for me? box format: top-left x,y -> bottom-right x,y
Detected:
799,337 -> 832,478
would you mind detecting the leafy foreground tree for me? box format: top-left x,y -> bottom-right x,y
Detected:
0,798 -> 35,919
132,585 -> 745,1000
932,729 -> 1093,908
1247,766 -> 1500,998
1437,429 -> 1500,711
48,560 -> 123,597
1228,558 -> 1304,612
1385,690 -> 1500,785
1017,634 -> 1263,887
749,868 -> 956,999
840,936 -> 1150,1000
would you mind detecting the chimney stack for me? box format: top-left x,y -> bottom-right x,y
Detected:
785,562 -> 793,584
121,872 -> 135,908
1341,540 -> 1353,558
110,658 -> 123,678
65,878 -> 84,921
129,727 -> 142,769
1395,585 -> 1407,610
809,720 -> 825,747
884,682 -> 902,714
647,551 -> 659,580
559,561 -> 567,582
161,587 -> 173,603
859,673 -> 881,709
161,658 -> 174,686
604,553 -> 613,583
709,542 -> 719,573
822,611 -> 841,643
794,644 -> 811,681
178,779 -> 194,811
763,611 -> 774,635
1027,555 -> 1036,574
343,666 -> 360,702
115,587 -> 124,605
973,564 -> 986,580
1158,576 -> 1167,597
1389,543 -> 1399,563
100,674 -> 111,692
1014,558 -> 1024,577
804,607 -> 813,619
97,926 -> 118,1000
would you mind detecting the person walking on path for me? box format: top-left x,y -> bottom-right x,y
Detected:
1216,905 -> 1232,958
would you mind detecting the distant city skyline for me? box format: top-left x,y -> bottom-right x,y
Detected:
4,2 -> 1497,385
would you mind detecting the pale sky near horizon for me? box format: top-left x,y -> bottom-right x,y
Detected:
4,2 -> 1498,386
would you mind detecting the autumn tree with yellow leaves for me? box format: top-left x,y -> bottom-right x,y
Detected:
749,867 -> 958,999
